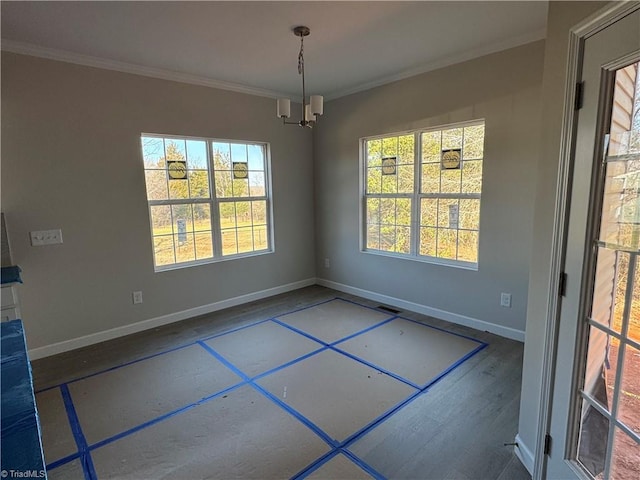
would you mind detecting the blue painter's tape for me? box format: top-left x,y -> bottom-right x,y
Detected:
329,316 -> 396,347
196,341 -> 338,448
419,343 -> 488,391
271,318 -> 331,346
341,449 -> 387,480
46,452 -> 81,471
272,297 -> 338,321
60,384 -> 97,480
251,346 -> 327,382
396,313 -> 488,346
88,381 -> 246,452
36,342 -> 197,394
330,346 -> 421,390
289,449 -> 339,479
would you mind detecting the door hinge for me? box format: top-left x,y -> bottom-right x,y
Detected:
559,272 -> 568,297
544,433 -> 552,455
575,82 -> 584,110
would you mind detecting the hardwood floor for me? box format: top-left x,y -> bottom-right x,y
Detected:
32,285 -> 531,479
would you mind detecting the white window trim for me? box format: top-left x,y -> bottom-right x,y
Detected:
141,133 -> 275,272
359,120 -> 484,270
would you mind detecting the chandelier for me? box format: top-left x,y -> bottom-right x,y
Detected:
277,26 -> 323,128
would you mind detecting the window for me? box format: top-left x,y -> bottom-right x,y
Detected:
141,134 -> 272,270
363,121 -> 484,267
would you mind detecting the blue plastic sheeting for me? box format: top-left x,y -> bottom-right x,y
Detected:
0,265 -> 22,284
1,319 -> 47,478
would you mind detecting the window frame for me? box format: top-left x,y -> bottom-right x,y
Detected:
360,120 -> 484,270
141,133 -> 274,272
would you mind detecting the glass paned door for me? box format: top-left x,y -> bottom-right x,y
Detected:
576,63 -> 640,480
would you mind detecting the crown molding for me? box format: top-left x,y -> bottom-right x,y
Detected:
325,28 -> 547,100
0,39 -> 290,100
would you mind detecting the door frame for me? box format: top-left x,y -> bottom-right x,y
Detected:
535,2 -> 640,479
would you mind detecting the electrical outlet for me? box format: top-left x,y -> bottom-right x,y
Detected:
30,229 -> 63,246
132,291 -> 143,305
324,258 -> 330,268
500,293 -> 512,308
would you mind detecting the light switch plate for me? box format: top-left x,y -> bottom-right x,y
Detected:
30,229 -> 63,246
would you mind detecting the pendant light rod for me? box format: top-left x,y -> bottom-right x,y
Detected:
277,26 -> 323,128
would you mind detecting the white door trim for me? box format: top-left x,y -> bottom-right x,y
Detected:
534,2 -> 640,479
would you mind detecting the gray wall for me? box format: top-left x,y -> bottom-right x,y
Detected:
314,41 -> 545,336
1,52 -> 316,350
517,0 -> 608,461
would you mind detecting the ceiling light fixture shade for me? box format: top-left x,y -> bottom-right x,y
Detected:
277,26 -> 323,128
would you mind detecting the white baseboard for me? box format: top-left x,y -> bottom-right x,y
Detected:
316,278 -> 525,342
514,433 -> 535,475
28,278 -> 316,360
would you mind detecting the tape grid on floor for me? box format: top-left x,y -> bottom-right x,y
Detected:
44,297 -> 487,479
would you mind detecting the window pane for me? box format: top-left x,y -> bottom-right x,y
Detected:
441,168 -> 462,194
463,124 -> 485,160
194,232 -> 213,260
610,427 -> 640,480
150,205 -> 173,236
367,167 -> 382,194
253,226 -> 268,251
380,198 -> 396,225
237,227 -> 253,253
437,199 -> 459,228
251,201 -> 267,225
174,233 -> 195,263
437,228 -> 457,260
420,227 -> 436,257
367,224 -> 380,250
577,397 -> 609,478
420,198 -> 437,226
380,225 -> 396,252
462,160 -> 483,194
235,201 -> 251,227
232,178 -> 249,197
442,128 -> 463,150
367,198 -> 380,225
617,343 -> 639,436
215,170 -> 233,198
193,205 -> 211,232
421,163 -> 440,193
168,179 -> 189,199
171,204 -> 193,235
221,229 -> 238,255
592,248 -> 627,335
397,165 -> 414,193
421,131 -> 441,163
186,140 -> 207,169
628,255 -> 639,344
458,231 -> 478,263
145,170 -> 168,200
459,199 -> 480,230
220,203 -> 236,229
382,137 -> 398,157
396,198 -> 411,226
142,137 -> 165,168
396,226 -> 411,254
382,170 -> 397,194
247,144 -> 264,171
188,170 -> 210,199
398,135 -> 414,164
153,235 -> 175,266
165,138 -> 186,161
230,143 -> 248,163
212,142 -> 231,169
367,139 -> 382,167
248,171 -> 265,197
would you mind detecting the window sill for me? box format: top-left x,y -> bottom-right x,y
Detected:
361,248 -> 479,271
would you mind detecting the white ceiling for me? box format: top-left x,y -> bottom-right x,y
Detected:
1,1 -> 548,100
